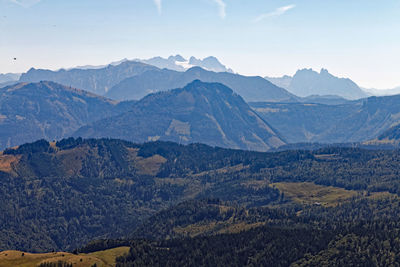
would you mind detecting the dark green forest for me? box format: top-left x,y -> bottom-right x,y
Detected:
109,198 -> 400,266
3,138 -> 400,265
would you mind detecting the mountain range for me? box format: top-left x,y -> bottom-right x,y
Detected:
4,56 -> 400,265
105,66 -> 297,102
11,57 -> 390,106
76,80 -> 285,151
16,55 -> 233,95
17,59 -> 295,103
3,78 -> 400,151
266,68 -> 368,100
3,57 -> 400,152
6,57 -> 399,102
0,80 -> 285,151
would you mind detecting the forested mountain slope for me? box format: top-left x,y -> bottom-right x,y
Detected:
2,138 -> 400,253
76,80 -> 285,151
0,81 -> 133,150
252,95 -> 400,143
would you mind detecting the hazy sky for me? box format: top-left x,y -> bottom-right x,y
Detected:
1,0 -> 399,88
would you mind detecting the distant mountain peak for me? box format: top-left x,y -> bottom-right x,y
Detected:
266,68 -> 367,100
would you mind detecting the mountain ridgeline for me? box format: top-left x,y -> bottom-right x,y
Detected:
76,80 -> 285,151
18,58 -> 295,103
0,81 -> 133,150
19,61 -> 159,95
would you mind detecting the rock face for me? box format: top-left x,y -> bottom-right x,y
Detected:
105,67 -> 297,102
266,68 -> 368,100
76,80 -> 285,151
0,81 -> 132,150
19,61 -> 158,95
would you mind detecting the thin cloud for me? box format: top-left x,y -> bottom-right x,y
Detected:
9,0 -> 41,8
213,0 -> 226,19
151,0 -> 225,18
154,0 -> 162,14
253,4 -> 296,22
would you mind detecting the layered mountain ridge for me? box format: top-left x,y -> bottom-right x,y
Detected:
105,66 -> 297,102
19,61 -> 159,95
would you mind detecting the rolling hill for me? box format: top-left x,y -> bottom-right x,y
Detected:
0,247 -> 129,267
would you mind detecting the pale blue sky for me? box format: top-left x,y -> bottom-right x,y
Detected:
1,0 -> 399,88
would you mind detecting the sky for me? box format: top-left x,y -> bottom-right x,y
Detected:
0,0 -> 400,89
